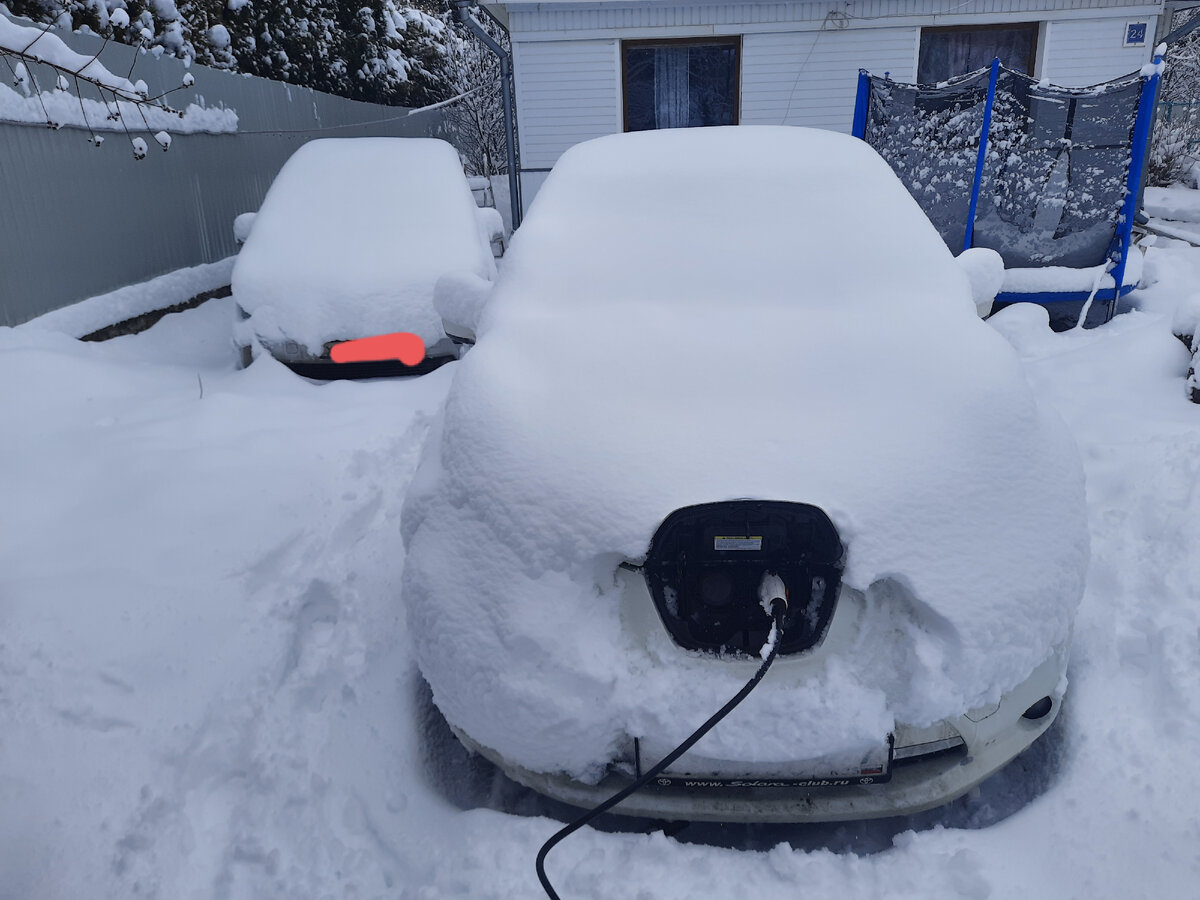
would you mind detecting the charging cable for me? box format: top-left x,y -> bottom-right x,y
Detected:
535,586 -> 789,899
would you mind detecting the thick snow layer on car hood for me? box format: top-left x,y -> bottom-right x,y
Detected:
402,127 -> 1089,780
232,138 -> 495,352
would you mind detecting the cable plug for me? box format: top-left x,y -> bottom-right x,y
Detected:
758,572 -> 788,620
758,572 -> 788,660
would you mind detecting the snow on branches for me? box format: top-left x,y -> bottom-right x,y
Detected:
438,7 -> 511,176
1151,7 -> 1200,186
0,12 -> 225,157
5,0 -> 450,108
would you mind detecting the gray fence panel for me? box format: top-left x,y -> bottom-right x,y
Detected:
1,10 -> 445,326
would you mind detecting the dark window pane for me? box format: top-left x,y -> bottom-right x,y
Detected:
624,40 -> 738,132
918,26 -> 1036,84
625,48 -> 657,132
687,44 -> 738,127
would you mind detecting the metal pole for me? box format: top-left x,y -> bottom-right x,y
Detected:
963,58 -> 1001,253
1110,52 -> 1163,314
498,53 -> 521,228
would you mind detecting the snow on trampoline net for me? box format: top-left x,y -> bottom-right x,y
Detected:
862,66 -> 1145,269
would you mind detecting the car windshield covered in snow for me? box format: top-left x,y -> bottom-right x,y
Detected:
402,126 -> 1089,821
232,137 -> 496,363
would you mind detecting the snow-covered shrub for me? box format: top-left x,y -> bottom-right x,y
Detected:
1171,290 -> 1200,346
4,0 -> 449,106
1149,8 -> 1200,186
438,8 -> 510,175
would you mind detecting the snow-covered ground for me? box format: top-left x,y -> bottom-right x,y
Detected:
21,258 -> 234,339
1144,184 -> 1200,245
3,237 -> 1200,898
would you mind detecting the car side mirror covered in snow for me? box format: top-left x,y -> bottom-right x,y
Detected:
475,206 -> 505,242
475,206 -> 507,259
434,270 -> 493,346
956,247 -> 1005,318
233,211 -> 257,246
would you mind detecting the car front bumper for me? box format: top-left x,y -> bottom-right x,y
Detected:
255,335 -> 458,380
450,644 -> 1067,823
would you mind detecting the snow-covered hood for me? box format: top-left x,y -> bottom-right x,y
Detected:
401,127 -> 1089,780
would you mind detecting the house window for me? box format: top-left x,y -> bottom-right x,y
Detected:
623,37 -> 740,132
918,23 -> 1038,84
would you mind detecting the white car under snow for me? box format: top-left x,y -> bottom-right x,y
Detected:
232,137 -> 500,378
402,126 -> 1090,822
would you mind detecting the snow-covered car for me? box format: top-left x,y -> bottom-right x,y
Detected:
232,138 -> 500,378
402,126 -> 1090,822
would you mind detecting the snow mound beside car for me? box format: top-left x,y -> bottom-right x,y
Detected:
402,127 -> 1089,780
232,138 -> 495,353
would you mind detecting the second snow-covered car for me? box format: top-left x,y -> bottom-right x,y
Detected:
232,137 -> 501,378
402,126 -> 1089,822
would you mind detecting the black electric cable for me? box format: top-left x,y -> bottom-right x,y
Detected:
535,597 -> 789,900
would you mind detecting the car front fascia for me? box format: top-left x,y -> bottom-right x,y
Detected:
448,637 -> 1066,823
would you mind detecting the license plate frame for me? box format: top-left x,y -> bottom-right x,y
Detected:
648,738 -> 894,790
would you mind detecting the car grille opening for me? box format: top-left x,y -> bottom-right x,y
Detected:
891,735 -> 967,767
644,500 -> 845,656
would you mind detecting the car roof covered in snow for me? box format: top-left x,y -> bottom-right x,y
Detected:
402,126 -> 1089,779
232,137 -> 495,351
493,125 -> 966,315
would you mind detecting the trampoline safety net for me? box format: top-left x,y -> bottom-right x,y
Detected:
860,65 -> 1147,269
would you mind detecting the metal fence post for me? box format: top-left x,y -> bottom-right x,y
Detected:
963,58 -> 1001,253
852,70 -> 870,139
450,0 -> 522,229
1110,53 -> 1163,314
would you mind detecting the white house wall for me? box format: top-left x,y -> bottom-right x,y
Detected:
1040,16 -> 1159,85
504,1 -> 1162,197
513,39 -> 619,170
741,27 -> 918,131
505,1 -> 1162,36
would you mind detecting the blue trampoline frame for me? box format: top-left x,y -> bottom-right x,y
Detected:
852,57 -> 1163,322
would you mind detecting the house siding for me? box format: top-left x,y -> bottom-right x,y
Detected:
741,27 -> 918,132
1040,16 -> 1159,85
504,1 -> 1162,203
513,39 -> 620,170
506,1 -> 1161,37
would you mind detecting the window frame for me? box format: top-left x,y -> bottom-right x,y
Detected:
917,22 -> 1040,84
620,35 -> 743,133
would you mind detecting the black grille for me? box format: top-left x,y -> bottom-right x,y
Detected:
644,501 -> 845,656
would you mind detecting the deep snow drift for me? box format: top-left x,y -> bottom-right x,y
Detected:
2,221 -> 1199,899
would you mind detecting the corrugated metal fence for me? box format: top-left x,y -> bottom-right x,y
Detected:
0,10 -> 444,326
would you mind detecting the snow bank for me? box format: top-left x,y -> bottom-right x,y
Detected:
1143,185 -> 1200,223
22,256 -> 234,338
956,247 -> 1004,316
402,127 -> 1089,780
1171,291 -> 1200,343
5,240 -> 1200,898
0,303 -> 457,897
232,138 -> 496,353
